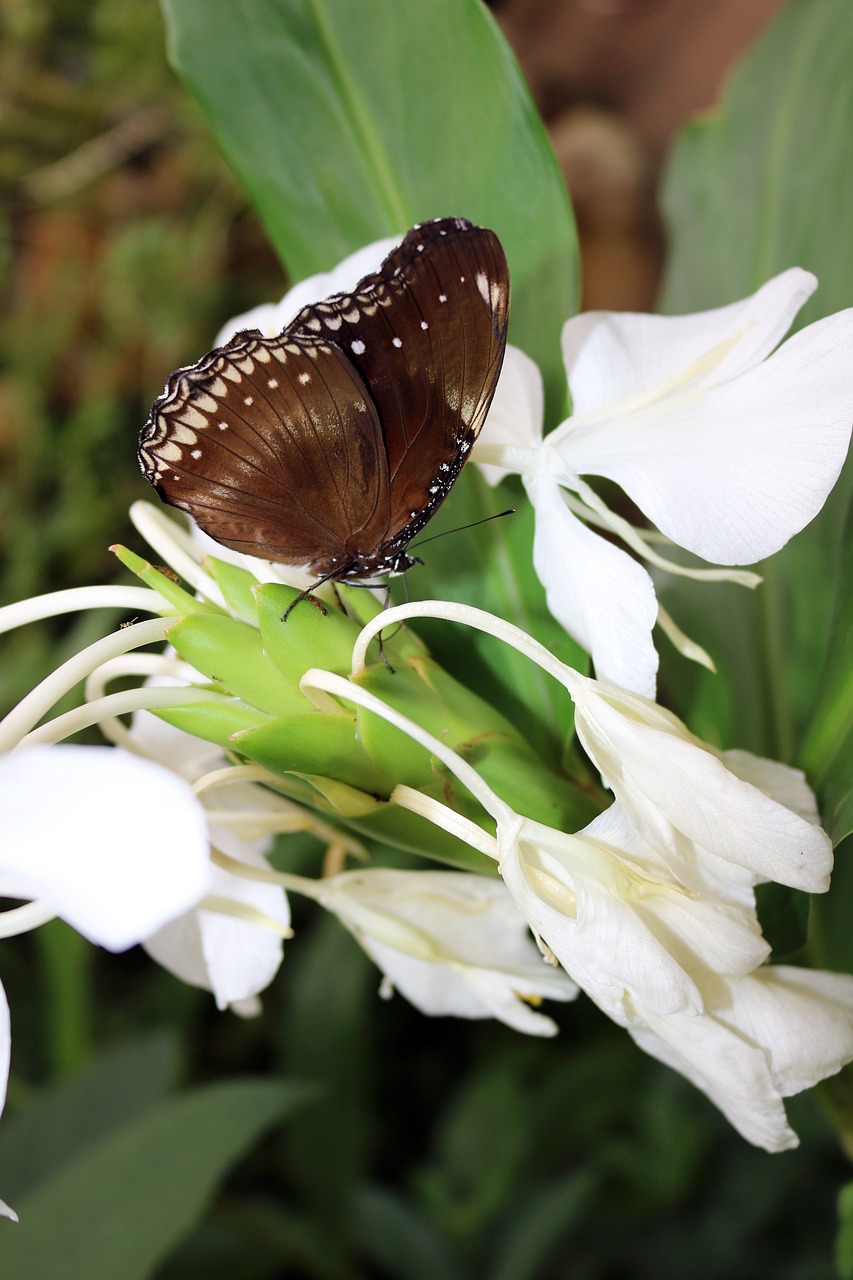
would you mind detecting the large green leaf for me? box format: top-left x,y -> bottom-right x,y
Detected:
0,1080 -> 315,1280
801,499 -> 853,845
160,0 -> 577,417
658,0 -> 853,765
0,1033 -> 179,1205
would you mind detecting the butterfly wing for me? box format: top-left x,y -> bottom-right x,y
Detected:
289,217 -> 510,567
139,330 -> 392,570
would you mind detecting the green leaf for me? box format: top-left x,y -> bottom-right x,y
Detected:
837,1181 -> 853,1279
160,0 -> 577,416
487,1171 -> 598,1280
154,700 -> 275,747
202,555 -> 262,623
254,583 -> 362,686
167,613 -> 307,717
658,0 -> 853,759
661,0 -> 853,324
111,544 -> 221,616
801,497 -> 853,845
0,1034 -> 180,1205
235,712 -> 390,794
355,1185 -> 466,1280
358,658 -> 595,832
403,476 -> 587,760
0,1080 -> 315,1280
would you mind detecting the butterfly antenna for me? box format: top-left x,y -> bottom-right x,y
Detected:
410,507 -> 516,551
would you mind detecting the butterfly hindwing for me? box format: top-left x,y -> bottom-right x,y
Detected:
139,330 -> 391,567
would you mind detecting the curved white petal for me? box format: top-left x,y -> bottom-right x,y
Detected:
622,964 -> 853,1151
144,847 -> 288,1009
572,690 -> 833,892
559,309 -> 853,565
318,868 -> 575,1035
561,267 -> 817,418
475,344 -> 544,486
622,993 -> 800,1152
527,474 -> 659,696
1,746 -> 210,951
215,236 -> 401,345
721,750 -> 822,827
363,938 -> 566,1036
724,966 -> 853,1096
0,980 -> 8,1122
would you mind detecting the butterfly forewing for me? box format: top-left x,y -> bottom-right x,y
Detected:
140,331 -> 391,567
139,217 -> 510,579
290,219 -> 509,557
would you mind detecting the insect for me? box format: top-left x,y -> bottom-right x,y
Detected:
138,217 -> 509,597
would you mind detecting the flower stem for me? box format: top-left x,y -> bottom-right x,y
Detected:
37,920 -> 92,1079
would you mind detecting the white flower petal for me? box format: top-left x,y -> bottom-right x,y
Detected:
0,980 -> 8,1123
622,992 -> 800,1152
144,846 -> 288,1009
725,966 -> 853,1096
318,868 -> 575,1035
475,344 -> 544,486
572,690 -> 833,892
622,964 -> 853,1152
362,937 -> 564,1036
215,236 -> 401,346
561,267 -> 817,418
562,309 -> 853,565
721,750 -> 822,827
0,746 -> 210,951
527,474 -> 659,696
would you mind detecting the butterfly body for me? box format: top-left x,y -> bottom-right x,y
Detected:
139,217 -> 510,583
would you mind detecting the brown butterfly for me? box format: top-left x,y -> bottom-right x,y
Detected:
139,217 -> 509,588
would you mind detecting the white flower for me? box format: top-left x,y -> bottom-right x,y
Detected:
498,803 -> 770,1021
0,745 -> 210,950
311,867 -> 577,1036
567,676 -> 833,893
0,983 -> 13,1223
302,659 -> 853,1150
0,741 -> 211,1196
215,235 -> 401,346
476,271 -> 853,695
619,965 -> 853,1152
127,709 -> 291,1011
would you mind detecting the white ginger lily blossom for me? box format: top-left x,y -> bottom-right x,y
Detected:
0,741 -> 212,1216
126,709 -> 293,1013
0,745 -> 210,951
308,601 -> 853,1150
475,269 -> 853,696
307,866 -> 577,1035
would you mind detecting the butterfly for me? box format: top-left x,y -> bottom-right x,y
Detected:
138,217 -> 510,591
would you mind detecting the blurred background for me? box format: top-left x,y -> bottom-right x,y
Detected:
2,2 -> 849,1277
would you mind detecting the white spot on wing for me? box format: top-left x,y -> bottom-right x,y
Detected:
392,337 -> 402,348
351,339 -> 366,355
